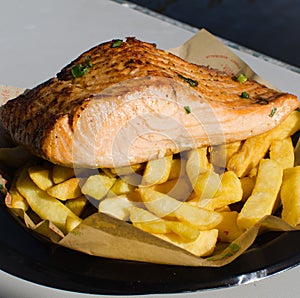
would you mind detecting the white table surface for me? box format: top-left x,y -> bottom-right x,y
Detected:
0,0 -> 299,297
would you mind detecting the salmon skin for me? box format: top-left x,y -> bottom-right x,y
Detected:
0,37 -> 299,168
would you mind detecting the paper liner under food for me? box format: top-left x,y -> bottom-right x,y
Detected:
0,29 -> 299,267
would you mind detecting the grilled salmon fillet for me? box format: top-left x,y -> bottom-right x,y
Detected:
0,37 -> 299,168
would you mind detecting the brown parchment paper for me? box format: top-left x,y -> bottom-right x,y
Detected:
0,29 -> 299,267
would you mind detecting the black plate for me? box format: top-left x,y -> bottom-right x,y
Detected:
1,202 -> 300,295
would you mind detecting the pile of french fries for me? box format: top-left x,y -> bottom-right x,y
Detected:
2,110 -> 300,258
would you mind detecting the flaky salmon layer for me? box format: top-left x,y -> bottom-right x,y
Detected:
0,37 -> 299,168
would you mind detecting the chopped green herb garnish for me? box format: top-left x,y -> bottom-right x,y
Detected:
111,39 -> 123,48
178,74 -> 198,87
71,64 -> 89,78
236,73 -> 248,83
229,242 -> 240,253
71,55 -> 93,78
207,243 -> 240,261
184,105 -> 191,114
85,55 -> 93,67
269,107 -> 277,117
240,91 -> 249,99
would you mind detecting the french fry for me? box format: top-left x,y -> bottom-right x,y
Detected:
151,177 -> 192,201
210,141 -> 241,168
101,168 -> 117,178
28,165 -> 53,190
198,171 -> 242,210
65,215 -> 82,233
16,168 -> 81,234
141,155 -> 173,186
47,178 -> 83,200
216,211 -> 244,243
137,187 -> 180,218
108,178 -> 136,197
228,110 -> 300,177
52,165 -> 75,184
138,187 -> 223,230
186,146 -> 220,198
7,187 -> 29,211
240,176 -> 256,202
81,174 -> 115,200
129,206 -> 200,241
156,229 -> 218,257
166,220 -> 200,241
270,137 -> 294,169
129,206 -> 171,234
99,194 -> 143,220
237,159 -> 283,230
168,159 -> 186,180
280,166 -> 300,226
295,138 -> 300,166
174,200 -> 223,230
65,196 -> 88,217
111,163 -> 143,176
193,170 -> 221,199
186,147 -> 212,186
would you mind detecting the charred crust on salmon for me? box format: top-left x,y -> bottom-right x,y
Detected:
0,37 -> 299,168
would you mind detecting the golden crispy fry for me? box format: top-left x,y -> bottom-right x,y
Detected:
111,163 -> 143,176
108,178 -> 136,197
186,147 -> 212,186
8,187 -> 29,211
174,200 -> 223,230
16,168 -> 80,234
52,165 -> 75,184
216,211 -> 244,243
138,187 -> 222,230
280,166 -> 300,226
47,178 -> 82,200
240,176 -> 256,202
186,145 -> 221,199
270,137 -> 294,169
65,196 -> 88,217
138,187 -> 180,218
156,229 -> 218,257
228,110 -> 300,177
101,168 -> 117,178
129,206 -> 171,234
81,174 -> 115,200
166,220 -> 200,241
193,170 -> 221,199
168,159 -> 186,180
237,159 -> 283,229
198,171 -> 242,210
141,155 -> 173,186
295,138 -> 300,166
151,178 -> 191,201
65,215 -> 82,233
129,206 -> 200,241
99,194 -> 143,220
210,141 -> 241,168
28,165 -> 53,190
